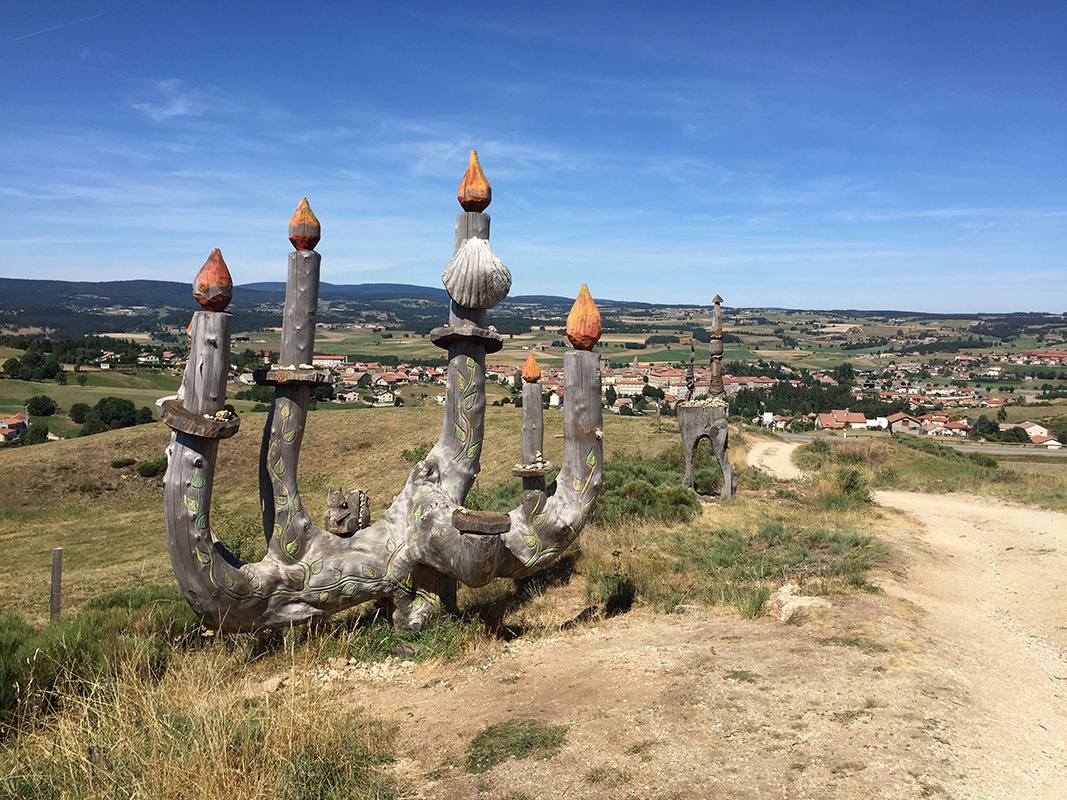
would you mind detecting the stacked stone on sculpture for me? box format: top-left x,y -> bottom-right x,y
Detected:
676,294 -> 737,498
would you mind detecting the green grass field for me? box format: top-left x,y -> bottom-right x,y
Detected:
0,373 -> 181,414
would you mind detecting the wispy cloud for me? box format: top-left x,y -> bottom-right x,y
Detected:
131,79 -> 206,122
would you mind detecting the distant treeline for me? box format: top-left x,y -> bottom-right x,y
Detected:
340,354 -> 448,368
0,307 -> 153,339
0,333 -> 151,361
728,383 -> 912,421
889,338 -> 994,356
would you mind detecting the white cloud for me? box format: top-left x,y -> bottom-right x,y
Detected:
132,79 -> 206,122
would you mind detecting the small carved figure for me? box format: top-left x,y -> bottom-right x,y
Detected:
324,487 -> 371,535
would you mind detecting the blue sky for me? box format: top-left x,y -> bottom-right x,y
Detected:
2,2 -> 1064,313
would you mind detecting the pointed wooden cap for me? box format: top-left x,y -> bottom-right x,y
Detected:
458,150 -> 492,212
566,284 -> 602,351
522,351 -> 542,383
713,294 -> 723,304
289,197 -> 321,251
193,249 -> 233,312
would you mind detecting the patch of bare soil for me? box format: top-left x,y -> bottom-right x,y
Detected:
266,443 -> 1067,799
747,440 -> 805,481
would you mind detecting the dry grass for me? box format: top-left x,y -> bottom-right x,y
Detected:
1,645 -> 397,799
0,406 -> 681,625
793,435 -> 1067,513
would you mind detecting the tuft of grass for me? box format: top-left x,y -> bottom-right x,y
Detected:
819,634 -> 889,655
735,585 -> 771,618
465,718 -> 567,774
336,609 -> 483,664
583,569 -> 637,617
724,669 -> 761,683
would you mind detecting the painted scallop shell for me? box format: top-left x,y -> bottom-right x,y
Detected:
441,237 -> 511,310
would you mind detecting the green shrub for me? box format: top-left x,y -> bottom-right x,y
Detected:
893,433 -> 969,463
11,585 -> 200,717
836,468 -> 871,502
808,438 -> 830,454
584,569 -> 637,617
594,448 -> 703,523
83,584 -> 200,645
0,609 -> 35,728
135,457 -> 168,478
17,612 -> 111,699
693,465 -> 722,496
110,457 -> 137,469
463,479 -> 524,513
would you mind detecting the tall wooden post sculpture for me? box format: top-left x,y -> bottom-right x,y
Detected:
677,295 -> 737,498
161,154 -> 604,632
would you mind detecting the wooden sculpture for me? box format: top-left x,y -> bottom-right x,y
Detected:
162,155 -> 604,632
676,295 -> 737,498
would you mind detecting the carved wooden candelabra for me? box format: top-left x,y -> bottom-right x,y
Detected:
161,153 -> 605,631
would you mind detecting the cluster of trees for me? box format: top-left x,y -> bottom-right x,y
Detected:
728,381 -> 912,423
971,314 -> 1057,341
690,328 -> 741,344
230,348 -> 275,374
722,359 -> 797,380
603,384 -> 668,416
2,351 -> 65,382
890,338 -> 994,356
234,384 -> 335,406
840,336 -> 890,351
70,397 -> 155,436
645,335 -> 680,345
12,394 -> 156,445
970,415 -> 1032,443
0,334 -> 183,377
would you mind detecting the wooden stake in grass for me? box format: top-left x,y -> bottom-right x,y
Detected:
49,547 -> 62,621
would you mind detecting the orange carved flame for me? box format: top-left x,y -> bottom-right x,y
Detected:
288,197 -> 321,251
522,351 -> 542,383
193,248 -> 233,312
457,150 -> 491,212
566,284 -> 602,351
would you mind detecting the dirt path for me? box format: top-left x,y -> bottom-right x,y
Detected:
872,490 -> 1067,799
747,439 -> 805,480
269,441 -> 1067,799
748,439 -> 1067,798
